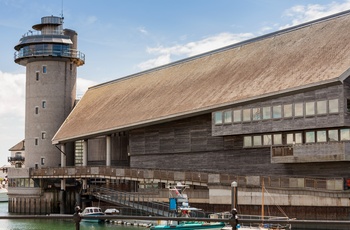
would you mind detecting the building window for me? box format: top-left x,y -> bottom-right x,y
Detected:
223,110 -> 232,123
35,138 -> 38,146
41,157 -> 45,165
317,130 -> 327,142
263,135 -> 272,145
305,131 -> 315,143
305,102 -> 315,116
286,133 -> 294,144
272,105 -> 282,119
233,109 -> 241,122
42,65 -> 47,73
294,103 -> 303,117
70,63 -> 73,71
295,133 -> 302,144
283,104 -> 293,118
42,101 -> 46,108
253,135 -> 262,146
214,112 -> 223,124
317,100 -> 327,115
35,107 -> 39,114
41,132 -> 46,140
340,128 -> 350,141
329,99 -> 339,113
262,106 -> 271,119
328,129 -> 339,141
243,136 -> 252,147
273,134 -> 282,145
252,108 -> 261,121
36,71 -> 39,81
242,109 -> 251,122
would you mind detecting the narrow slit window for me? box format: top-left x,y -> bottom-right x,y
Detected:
35,107 -> 39,114
35,138 -> 38,146
41,157 -> 45,165
41,132 -> 46,140
42,101 -> 46,108
36,72 -> 39,81
42,66 -> 47,73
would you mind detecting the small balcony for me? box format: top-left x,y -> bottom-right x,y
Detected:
271,142 -> 350,163
8,156 -> 25,163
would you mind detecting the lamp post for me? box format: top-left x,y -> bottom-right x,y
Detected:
231,181 -> 238,210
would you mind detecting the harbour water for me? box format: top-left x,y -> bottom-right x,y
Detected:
0,202 -> 140,230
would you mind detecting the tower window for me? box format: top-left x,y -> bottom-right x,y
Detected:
41,132 -> 46,140
36,72 -> 39,81
42,101 -> 46,108
35,107 -> 39,114
35,138 -> 38,146
70,63 -> 73,71
42,66 -> 47,73
41,157 -> 45,165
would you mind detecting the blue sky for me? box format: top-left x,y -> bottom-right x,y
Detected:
1,0 -> 350,166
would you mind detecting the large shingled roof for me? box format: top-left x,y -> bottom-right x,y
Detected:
53,11 -> 350,143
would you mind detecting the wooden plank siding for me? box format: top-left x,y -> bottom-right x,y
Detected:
129,113 -> 350,178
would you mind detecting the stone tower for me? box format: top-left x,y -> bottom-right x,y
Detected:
14,16 -> 84,168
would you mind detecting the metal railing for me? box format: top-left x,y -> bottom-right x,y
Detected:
91,186 -> 206,217
14,48 -> 85,63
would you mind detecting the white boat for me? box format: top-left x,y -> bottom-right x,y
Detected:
80,207 -> 105,223
220,181 -> 291,230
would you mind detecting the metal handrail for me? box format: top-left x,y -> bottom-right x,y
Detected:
14,48 -> 85,62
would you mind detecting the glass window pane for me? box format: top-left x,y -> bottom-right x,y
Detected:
283,104 -> 293,118
305,131 -> 315,143
252,108 -> 261,121
214,112 -> 222,124
273,105 -> 282,119
294,103 -> 304,117
233,110 -> 241,122
305,102 -> 315,116
243,109 -> 251,122
317,130 -> 327,142
263,135 -> 272,145
224,111 -> 232,123
286,133 -> 294,144
328,130 -> 339,142
340,129 -> 350,141
295,133 -> 302,144
244,136 -> 252,147
329,99 -> 339,113
262,107 -> 271,119
253,136 -> 262,146
317,100 -> 327,115
273,134 -> 282,145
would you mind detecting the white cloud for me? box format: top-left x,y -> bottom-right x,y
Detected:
137,32 -> 253,70
138,27 -> 148,35
86,15 -> 98,25
282,0 -> 350,28
0,71 -> 25,117
77,77 -> 98,98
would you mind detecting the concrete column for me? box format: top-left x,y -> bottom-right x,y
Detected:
106,135 -> 111,166
83,140 -> 88,166
60,144 -> 66,167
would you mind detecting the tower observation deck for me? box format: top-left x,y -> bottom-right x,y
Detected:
14,16 -> 85,66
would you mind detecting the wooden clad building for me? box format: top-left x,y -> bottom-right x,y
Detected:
53,11 -> 350,179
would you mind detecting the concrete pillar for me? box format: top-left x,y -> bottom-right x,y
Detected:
60,144 -> 66,167
106,135 -> 111,166
59,189 -> 66,214
83,140 -> 88,166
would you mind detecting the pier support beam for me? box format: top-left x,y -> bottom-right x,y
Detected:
59,189 -> 66,214
83,140 -> 88,166
106,135 -> 111,166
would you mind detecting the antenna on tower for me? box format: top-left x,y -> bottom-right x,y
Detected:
60,0 -> 64,19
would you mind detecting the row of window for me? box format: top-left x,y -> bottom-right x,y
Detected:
243,128 -> 350,147
34,101 -> 46,114
214,99 -> 339,124
35,66 -> 47,81
8,178 -> 38,188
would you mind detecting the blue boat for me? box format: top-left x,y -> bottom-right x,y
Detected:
80,207 -> 105,223
150,221 -> 225,229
